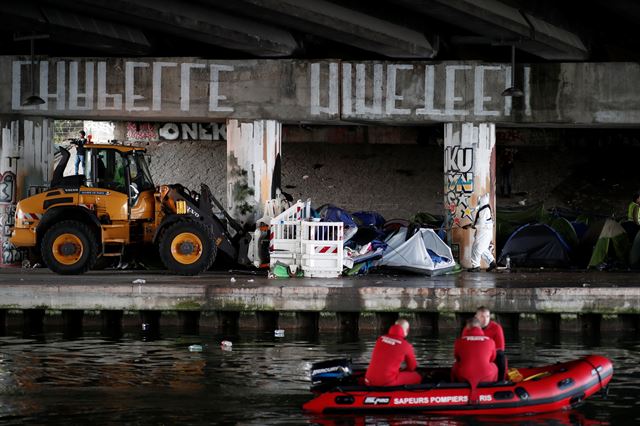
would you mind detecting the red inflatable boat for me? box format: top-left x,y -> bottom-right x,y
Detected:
303,355 -> 612,416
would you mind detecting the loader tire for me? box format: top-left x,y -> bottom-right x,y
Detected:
159,220 -> 216,275
41,220 -> 99,275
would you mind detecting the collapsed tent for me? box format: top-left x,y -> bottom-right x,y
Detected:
498,224 -> 572,267
379,227 -> 455,275
582,219 -> 630,269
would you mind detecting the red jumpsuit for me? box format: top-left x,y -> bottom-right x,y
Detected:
483,320 -> 507,379
451,327 -> 497,400
482,320 -> 505,350
365,324 -> 421,386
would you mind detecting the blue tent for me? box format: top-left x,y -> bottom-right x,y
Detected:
498,223 -> 572,267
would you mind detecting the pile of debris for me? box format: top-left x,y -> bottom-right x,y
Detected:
254,197 -> 457,278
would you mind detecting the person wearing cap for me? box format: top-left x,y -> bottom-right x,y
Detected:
365,319 -> 421,386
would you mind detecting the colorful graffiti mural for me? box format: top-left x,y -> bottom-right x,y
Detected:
444,146 -> 474,225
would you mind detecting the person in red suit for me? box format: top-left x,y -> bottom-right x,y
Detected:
365,319 -> 421,386
451,318 -> 498,401
475,306 -> 507,380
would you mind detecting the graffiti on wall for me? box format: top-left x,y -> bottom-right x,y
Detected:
311,62 -> 532,119
126,122 -> 158,141
159,123 -> 226,141
444,146 -> 474,225
126,122 -> 227,142
0,171 -> 15,203
0,171 -> 22,265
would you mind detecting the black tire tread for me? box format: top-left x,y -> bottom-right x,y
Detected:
41,220 -> 99,275
158,219 -> 216,275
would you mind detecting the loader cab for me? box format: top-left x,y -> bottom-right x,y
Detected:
84,146 -> 155,217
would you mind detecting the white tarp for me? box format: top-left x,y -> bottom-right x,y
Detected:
380,228 -> 456,275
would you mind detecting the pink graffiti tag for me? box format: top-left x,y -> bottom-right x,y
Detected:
126,122 -> 158,141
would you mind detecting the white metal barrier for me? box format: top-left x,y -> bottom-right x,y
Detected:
300,221 -> 344,278
269,200 -> 310,254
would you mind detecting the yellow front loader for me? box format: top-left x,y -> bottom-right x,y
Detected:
11,144 -> 250,275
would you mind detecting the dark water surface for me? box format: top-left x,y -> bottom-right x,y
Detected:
0,327 -> 638,425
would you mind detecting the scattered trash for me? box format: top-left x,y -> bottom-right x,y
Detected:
230,277 -> 236,283
21,260 -> 30,268
302,175 -> 309,180
221,340 -> 233,351
133,278 -> 146,284
189,344 -> 203,352
271,261 -> 303,278
247,279 -> 254,282
505,256 -> 511,270
32,263 -> 40,268
582,283 -> 590,287
141,323 -> 150,331
274,329 -> 285,337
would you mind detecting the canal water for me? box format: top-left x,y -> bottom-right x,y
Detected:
0,326 -> 637,425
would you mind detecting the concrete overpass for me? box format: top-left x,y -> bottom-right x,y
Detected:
1,0 -> 639,270
1,0 -> 613,61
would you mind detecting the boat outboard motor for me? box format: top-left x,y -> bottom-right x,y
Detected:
310,358 -> 352,386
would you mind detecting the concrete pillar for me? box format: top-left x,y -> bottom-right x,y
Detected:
0,309 -> 6,335
140,310 -> 161,333
62,309 -> 84,337
0,117 -> 54,267
23,309 -> 45,334
178,311 -> 200,335
537,313 -> 561,331
496,313 -> 520,334
336,312 -> 359,333
413,312 -> 439,334
256,311 -> 279,331
295,312 -> 319,332
619,314 -> 640,332
444,122 -> 496,268
101,310 -> 123,336
226,119 -> 282,225
579,313 -> 601,334
375,312 -> 399,333
216,311 -> 240,333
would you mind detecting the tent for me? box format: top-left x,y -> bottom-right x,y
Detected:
583,219 -> 630,269
379,227 -> 456,275
497,224 -> 572,267
548,217 -> 579,249
630,231 -> 640,267
496,202 -> 548,250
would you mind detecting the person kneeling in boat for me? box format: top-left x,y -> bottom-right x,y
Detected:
365,319 -> 421,387
451,318 -> 498,398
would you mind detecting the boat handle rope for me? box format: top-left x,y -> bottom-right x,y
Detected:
581,359 -> 608,398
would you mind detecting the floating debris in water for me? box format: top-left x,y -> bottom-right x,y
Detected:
133,279 -> 146,284
274,329 -> 285,337
189,344 -> 203,352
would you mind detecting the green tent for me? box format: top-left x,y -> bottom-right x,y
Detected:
548,217 -> 579,249
586,219 -> 630,268
630,231 -> 640,267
